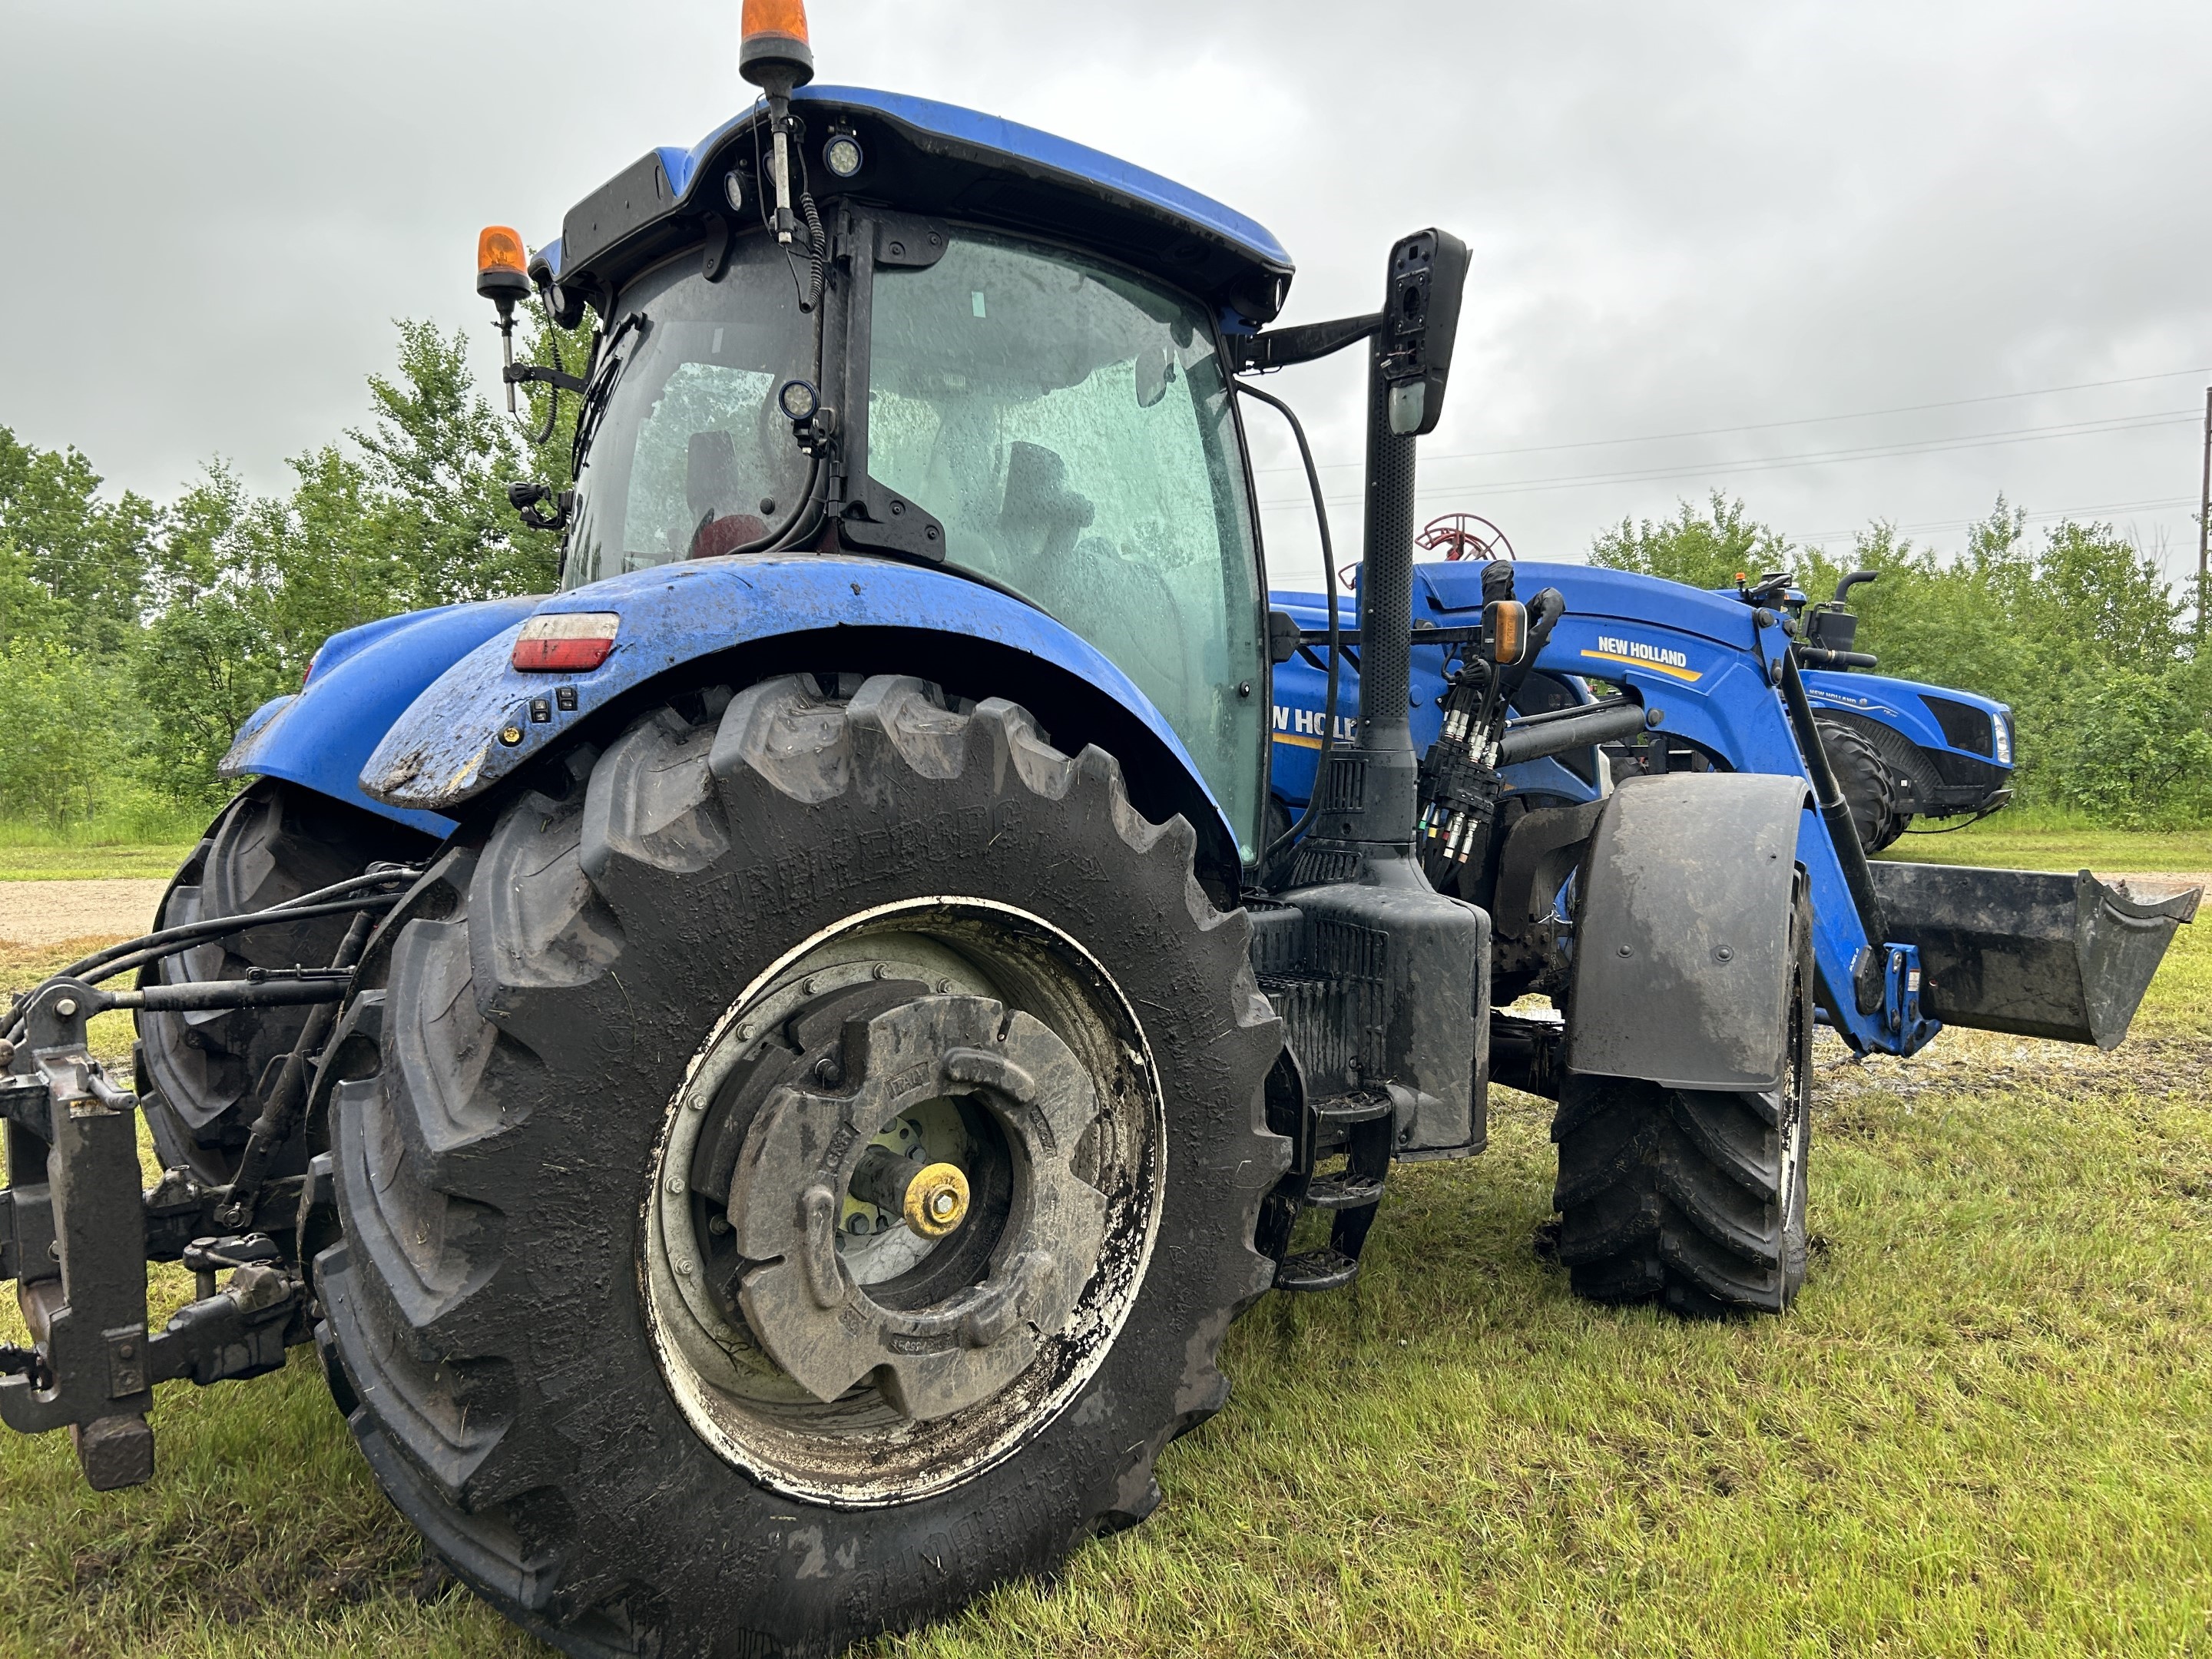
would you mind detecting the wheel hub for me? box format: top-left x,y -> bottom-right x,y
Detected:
641,899 -> 1164,1504
727,993 -> 1108,1419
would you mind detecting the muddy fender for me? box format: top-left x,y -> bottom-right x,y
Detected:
1566,772 -> 1809,1091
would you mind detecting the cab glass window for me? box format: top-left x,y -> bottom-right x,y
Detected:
564,237 -> 816,581
868,231 -> 1265,859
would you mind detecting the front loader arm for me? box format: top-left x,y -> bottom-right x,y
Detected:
1524,582 -> 2195,1058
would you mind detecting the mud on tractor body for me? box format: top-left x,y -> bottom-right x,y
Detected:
2,6 -> 2197,1654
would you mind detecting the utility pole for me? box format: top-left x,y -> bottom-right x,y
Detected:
2200,385 -> 2210,640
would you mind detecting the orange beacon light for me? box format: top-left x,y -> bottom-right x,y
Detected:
476,226 -> 531,412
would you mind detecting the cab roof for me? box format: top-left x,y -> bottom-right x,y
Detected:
535,85 -> 1295,331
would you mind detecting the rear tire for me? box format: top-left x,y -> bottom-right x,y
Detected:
1551,882 -> 1813,1316
314,674 -> 1285,1657
1816,717 -> 1906,853
134,780 -> 431,1184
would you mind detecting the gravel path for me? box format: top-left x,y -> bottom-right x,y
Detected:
0,878 -> 167,945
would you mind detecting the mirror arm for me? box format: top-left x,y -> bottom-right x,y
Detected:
1231,312 -> 1382,375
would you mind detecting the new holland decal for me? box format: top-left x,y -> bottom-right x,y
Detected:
1578,634 -> 1704,682
1270,704 -> 1358,749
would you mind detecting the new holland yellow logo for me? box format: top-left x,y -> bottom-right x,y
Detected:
1579,634 -> 1704,682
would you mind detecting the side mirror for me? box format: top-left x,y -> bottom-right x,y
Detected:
1382,228 -> 1470,437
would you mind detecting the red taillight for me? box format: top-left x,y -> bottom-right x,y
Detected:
512,612 -> 620,673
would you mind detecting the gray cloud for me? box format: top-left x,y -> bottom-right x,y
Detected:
4,0 -> 2207,591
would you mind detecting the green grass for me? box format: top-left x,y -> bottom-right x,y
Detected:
0,826 -> 2207,1657
0,844 -> 197,881
0,809 -> 203,881
1882,810 -> 2212,875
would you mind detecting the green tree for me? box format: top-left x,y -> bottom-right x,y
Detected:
134,465 -> 293,810
1589,493 -> 1793,591
0,427 -> 156,657
349,319 -> 564,607
0,639 -> 133,826
127,319 -> 571,809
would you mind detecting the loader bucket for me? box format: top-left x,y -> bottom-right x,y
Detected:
1869,862 -> 2201,1048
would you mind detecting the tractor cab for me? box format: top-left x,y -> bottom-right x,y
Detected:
505,82 -> 1292,858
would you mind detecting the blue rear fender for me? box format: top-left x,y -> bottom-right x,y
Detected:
220,598 -> 545,837
347,554 -> 1238,863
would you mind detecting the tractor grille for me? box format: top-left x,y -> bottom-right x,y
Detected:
1921,694 -> 1997,758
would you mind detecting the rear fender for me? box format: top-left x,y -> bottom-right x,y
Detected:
219,598 -> 543,837
1566,772 -> 1810,1091
357,554 -> 1240,865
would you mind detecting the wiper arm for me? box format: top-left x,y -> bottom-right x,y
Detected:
569,311 -> 649,476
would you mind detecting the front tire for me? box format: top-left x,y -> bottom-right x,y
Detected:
1551,882 -> 1813,1316
314,674 -> 1285,1656
1817,717 -> 1906,853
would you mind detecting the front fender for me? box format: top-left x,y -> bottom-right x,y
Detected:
1565,772 -> 1810,1092
220,598 -> 544,837
360,554 -> 1234,848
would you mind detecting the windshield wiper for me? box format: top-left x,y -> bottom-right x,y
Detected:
570,311 -> 650,476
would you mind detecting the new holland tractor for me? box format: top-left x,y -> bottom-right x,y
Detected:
1270,538 -> 2018,858
1266,557 -> 2019,864
0,5 -> 2197,1654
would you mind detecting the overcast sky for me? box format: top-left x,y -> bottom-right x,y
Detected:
5,0 -> 2209,594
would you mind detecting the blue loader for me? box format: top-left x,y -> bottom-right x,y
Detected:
0,5 -> 2195,1654
1270,555 -> 2016,856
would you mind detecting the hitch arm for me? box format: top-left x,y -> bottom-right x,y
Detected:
1,982 -> 308,1490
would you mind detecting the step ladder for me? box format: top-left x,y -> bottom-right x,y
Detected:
1265,1090 -> 1397,1293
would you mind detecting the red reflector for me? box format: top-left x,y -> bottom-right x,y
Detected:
512,612 -> 619,673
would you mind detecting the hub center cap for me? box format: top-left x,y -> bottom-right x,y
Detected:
726,993 -> 1108,1420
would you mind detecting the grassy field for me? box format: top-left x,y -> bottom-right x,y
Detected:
0,824 -> 2204,1656
0,810 -> 201,882
1879,811 -> 2212,876
0,846 -> 197,882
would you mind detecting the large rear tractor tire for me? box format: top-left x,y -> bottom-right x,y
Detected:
313,674 -> 1286,1657
1816,717 -> 1906,853
134,780 -> 432,1185
1551,883 -> 1813,1316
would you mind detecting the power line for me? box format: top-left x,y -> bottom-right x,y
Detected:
1251,365 -> 2212,474
1793,495 -> 2200,545
1256,410 -> 2202,509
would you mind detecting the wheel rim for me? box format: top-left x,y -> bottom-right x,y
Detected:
1777,951 -> 1812,1296
643,897 -> 1165,1505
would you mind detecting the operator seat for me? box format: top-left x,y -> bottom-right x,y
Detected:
686,429 -> 767,559
997,441 -> 1095,565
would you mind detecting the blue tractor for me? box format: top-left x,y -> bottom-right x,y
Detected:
0,6 -> 2195,1654
1271,548 -> 2017,857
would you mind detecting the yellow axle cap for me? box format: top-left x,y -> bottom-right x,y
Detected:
903,1163 -> 971,1237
